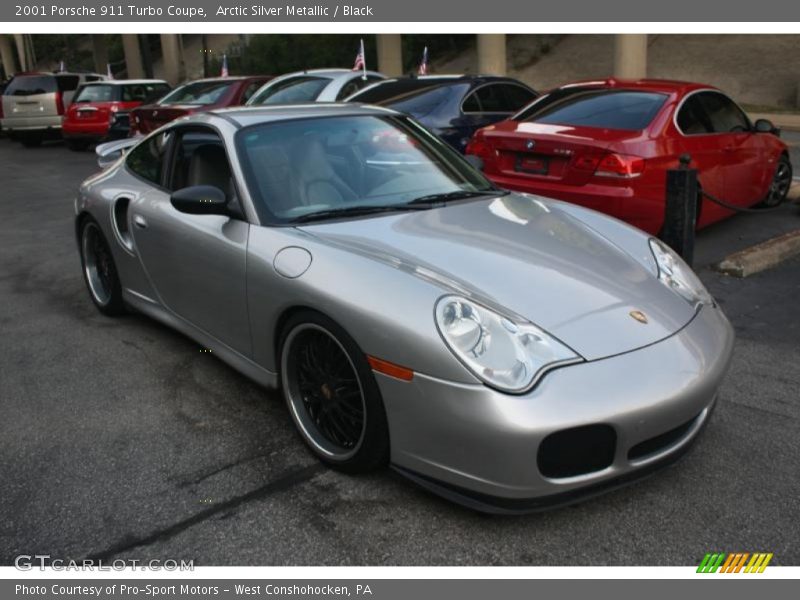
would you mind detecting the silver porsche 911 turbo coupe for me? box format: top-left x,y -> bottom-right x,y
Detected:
75,104 -> 734,513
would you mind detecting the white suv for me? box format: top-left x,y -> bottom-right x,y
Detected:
1,71 -> 106,146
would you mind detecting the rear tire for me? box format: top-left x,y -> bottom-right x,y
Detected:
279,310 -> 390,473
20,134 -> 42,147
66,139 -> 90,152
79,218 -> 126,316
761,155 -> 792,208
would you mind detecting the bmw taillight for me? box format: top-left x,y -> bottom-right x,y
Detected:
55,90 -> 65,115
593,153 -> 645,179
465,133 -> 496,170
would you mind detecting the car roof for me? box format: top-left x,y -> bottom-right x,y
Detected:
349,74 -> 528,100
206,102 -> 400,128
266,69 -> 383,83
558,78 -> 717,95
82,79 -> 169,86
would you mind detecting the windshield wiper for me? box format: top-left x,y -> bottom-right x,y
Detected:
407,189 -> 507,205
290,203 -> 432,224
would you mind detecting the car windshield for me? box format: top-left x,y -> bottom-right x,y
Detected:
74,84 -> 115,103
249,76 -> 333,105
159,80 -> 234,105
237,114 -> 496,224
516,88 -> 668,131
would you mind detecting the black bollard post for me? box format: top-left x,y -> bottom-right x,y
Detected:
661,153 -> 698,266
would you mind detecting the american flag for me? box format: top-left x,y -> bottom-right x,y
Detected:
106,63 -> 114,80
418,46 -> 429,76
221,53 -> 229,77
352,39 -> 366,73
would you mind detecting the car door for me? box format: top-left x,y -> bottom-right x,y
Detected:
674,92 -> 729,224
696,91 -> 767,207
126,126 -> 252,355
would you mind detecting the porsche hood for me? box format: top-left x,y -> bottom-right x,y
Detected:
297,194 -> 697,361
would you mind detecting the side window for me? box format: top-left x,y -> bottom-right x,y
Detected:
241,81 -> 261,103
462,91 -> 481,113
475,85 -> 508,112
501,84 -> 537,112
122,85 -> 147,102
337,78 -> 362,101
84,75 -> 102,83
168,129 -> 234,200
126,132 -> 171,186
697,92 -> 750,133
677,95 -> 713,135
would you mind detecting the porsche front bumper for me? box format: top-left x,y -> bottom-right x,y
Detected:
376,303 -> 734,513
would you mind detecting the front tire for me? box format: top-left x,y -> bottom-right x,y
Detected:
761,155 -> 793,207
279,311 -> 390,473
66,139 -> 90,152
79,218 -> 126,316
20,133 -> 42,147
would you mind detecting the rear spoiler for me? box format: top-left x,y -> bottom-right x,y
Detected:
95,136 -> 139,169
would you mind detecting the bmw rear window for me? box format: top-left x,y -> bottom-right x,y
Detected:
516,89 -> 667,131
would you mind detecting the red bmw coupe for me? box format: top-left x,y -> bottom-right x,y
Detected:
466,79 -> 791,234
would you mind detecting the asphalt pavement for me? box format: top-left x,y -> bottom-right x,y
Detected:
0,137 -> 798,566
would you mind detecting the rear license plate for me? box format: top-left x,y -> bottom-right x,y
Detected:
515,154 -> 549,175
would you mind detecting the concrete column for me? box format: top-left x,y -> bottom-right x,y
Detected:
159,33 -> 185,86
613,34 -> 648,79
13,34 -> 28,71
122,34 -> 144,78
0,35 -> 18,77
477,34 -> 506,76
91,35 -> 109,75
376,34 -> 402,77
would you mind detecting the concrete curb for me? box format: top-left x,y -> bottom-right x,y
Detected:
715,229 -> 800,278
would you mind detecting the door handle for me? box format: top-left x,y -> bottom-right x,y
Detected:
133,214 -> 148,229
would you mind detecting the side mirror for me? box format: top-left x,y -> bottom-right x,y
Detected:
464,154 -> 484,171
170,185 -> 228,215
754,118 -> 779,135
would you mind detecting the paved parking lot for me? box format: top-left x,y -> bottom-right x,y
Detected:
0,137 -> 799,566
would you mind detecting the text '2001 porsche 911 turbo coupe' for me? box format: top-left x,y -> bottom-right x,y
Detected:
76,104 -> 734,513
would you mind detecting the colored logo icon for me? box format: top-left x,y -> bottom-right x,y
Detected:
697,552 -> 773,573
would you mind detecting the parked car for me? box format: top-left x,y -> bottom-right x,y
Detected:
246,69 -> 385,105
78,104 -> 733,512
1,71 -> 107,146
129,76 -> 271,135
62,79 -> 171,150
466,79 -> 791,234
347,75 -> 538,152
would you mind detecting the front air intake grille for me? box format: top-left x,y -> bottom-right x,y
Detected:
627,414 -> 699,461
537,424 -> 616,479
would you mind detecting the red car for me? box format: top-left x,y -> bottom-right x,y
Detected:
62,79 -> 171,150
129,76 -> 272,135
466,79 -> 792,234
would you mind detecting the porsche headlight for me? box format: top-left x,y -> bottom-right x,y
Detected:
649,238 -> 712,306
435,296 -> 580,393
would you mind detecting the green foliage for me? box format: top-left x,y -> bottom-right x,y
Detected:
212,34 -> 475,77
211,35 -> 378,76
401,35 -> 473,74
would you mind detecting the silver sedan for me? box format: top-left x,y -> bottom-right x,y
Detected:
76,105 -> 734,513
